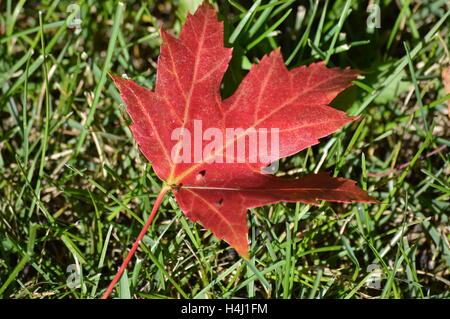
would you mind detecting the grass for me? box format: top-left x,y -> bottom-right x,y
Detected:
0,0 -> 449,299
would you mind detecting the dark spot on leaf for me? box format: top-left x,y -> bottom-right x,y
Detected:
196,170 -> 206,182
172,183 -> 182,192
215,198 -> 223,207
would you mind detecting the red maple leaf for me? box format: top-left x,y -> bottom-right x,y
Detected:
112,2 -> 376,256
103,3 -> 377,298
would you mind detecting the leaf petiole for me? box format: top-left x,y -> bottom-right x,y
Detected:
100,186 -> 170,299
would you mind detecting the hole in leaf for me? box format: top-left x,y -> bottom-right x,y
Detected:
172,183 -> 182,192
196,170 -> 206,181
215,199 -> 223,207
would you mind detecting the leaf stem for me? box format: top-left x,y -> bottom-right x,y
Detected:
100,186 -> 169,299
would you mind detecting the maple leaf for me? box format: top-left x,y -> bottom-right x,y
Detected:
111,3 -> 377,259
